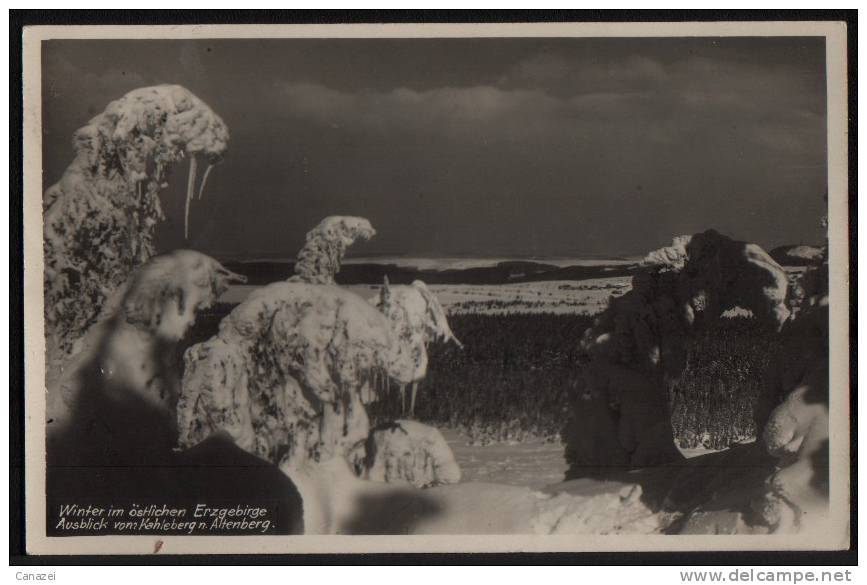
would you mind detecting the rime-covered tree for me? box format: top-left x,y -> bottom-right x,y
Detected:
44,85 -> 229,362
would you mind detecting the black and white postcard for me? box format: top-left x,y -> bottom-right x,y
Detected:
20,20 -> 851,555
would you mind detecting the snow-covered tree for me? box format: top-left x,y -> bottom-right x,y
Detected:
49,250 -> 245,460
177,217 -> 462,487
44,85 -> 229,362
371,277 -> 462,415
289,216 -> 375,284
177,281 -> 397,468
179,217 -> 394,472
567,229 -> 791,474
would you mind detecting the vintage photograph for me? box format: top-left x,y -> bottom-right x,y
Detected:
22,22 -> 850,554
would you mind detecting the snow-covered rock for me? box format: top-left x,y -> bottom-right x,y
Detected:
352,420 -> 461,488
44,85 -> 229,364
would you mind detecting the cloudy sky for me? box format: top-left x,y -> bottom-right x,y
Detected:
42,37 -> 827,259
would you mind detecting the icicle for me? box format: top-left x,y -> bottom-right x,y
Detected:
184,154 -> 198,239
379,275 -> 391,307
197,162 -> 214,200
410,381 -> 418,418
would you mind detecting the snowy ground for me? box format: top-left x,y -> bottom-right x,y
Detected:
441,428 -> 568,489
423,279 -> 630,315
220,278 -> 632,316
440,427 -> 729,489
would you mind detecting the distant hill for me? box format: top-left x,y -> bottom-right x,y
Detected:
221,259 -> 638,286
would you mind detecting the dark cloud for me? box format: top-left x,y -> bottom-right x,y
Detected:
41,37 -> 827,259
